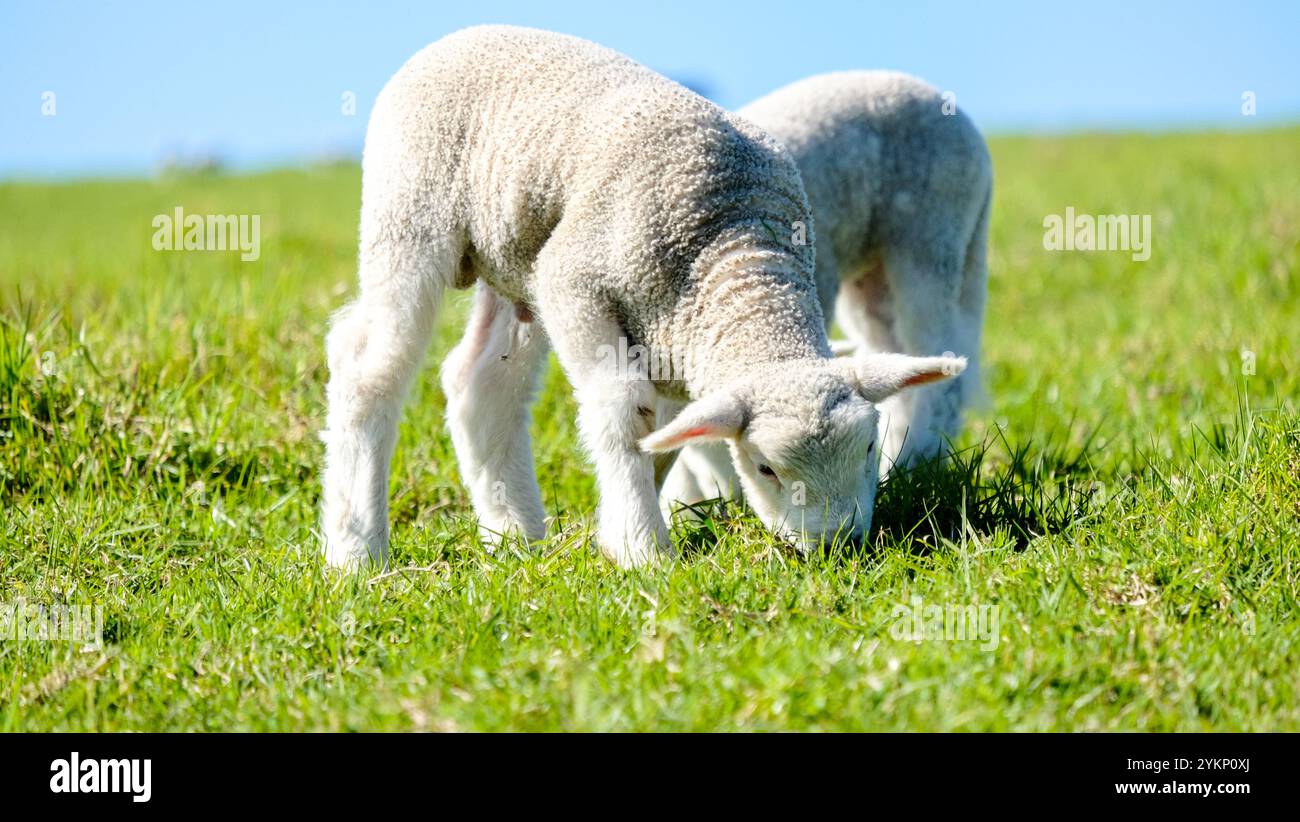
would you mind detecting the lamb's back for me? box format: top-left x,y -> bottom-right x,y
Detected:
741,71 -> 990,271
361,27 -> 654,259
363,26 -> 810,299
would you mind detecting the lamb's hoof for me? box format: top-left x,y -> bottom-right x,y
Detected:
323,532 -> 385,572
600,538 -> 676,570
479,529 -> 547,556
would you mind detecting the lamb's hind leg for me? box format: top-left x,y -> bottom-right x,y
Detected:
880,187 -> 991,471
835,259 -> 910,473
877,244 -> 977,471
321,239 -> 448,568
441,283 -> 549,549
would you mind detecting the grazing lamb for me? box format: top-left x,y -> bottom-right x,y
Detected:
320,27 -> 965,569
663,71 -> 992,511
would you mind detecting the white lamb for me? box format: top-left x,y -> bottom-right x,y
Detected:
663,71 -> 992,511
320,28 -> 965,569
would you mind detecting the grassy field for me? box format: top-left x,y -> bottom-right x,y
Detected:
1,128 -> 1297,731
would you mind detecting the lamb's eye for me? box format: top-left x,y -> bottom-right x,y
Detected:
867,442 -> 875,455
758,464 -> 777,479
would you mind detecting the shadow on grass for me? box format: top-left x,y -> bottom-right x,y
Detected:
871,425 -> 1105,553
669,497 -> 748,561
667,425 -> 1107,562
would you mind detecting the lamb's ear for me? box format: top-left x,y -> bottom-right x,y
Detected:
639,392 -> 748,453
849,352 -> 967,403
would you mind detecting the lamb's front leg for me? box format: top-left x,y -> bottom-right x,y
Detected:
538,293 -> 672,566
574,374 -> 673,567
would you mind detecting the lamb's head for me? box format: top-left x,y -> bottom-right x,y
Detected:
642,353 -> 965,552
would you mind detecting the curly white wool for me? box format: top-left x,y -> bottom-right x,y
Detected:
321,29 -> 962,569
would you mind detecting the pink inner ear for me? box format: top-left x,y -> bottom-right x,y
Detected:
665,425 -> 720,449
901,370 -> 947,388
680,425 -> 715,440
645,424 -> 719,452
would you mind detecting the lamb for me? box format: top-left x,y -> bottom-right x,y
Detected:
663,71 -> 992,511
320,27 -> 965,569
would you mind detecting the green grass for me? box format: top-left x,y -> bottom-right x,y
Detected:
2,128 -> 1298,731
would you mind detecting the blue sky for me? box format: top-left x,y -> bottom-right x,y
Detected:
2,0 -> 1297,178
